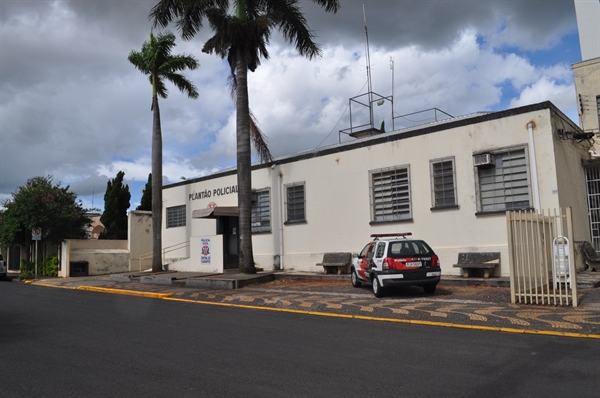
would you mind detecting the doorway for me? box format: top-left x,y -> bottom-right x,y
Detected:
217,216 -> 239,270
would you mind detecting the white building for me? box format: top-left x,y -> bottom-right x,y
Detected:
572,0 -> 600,250
161,101 -> 592,277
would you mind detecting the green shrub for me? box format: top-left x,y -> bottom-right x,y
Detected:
43,255 -> 59,277
19,259 -> 34,280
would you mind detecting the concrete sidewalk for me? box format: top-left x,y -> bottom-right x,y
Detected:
21,270 -> 600,338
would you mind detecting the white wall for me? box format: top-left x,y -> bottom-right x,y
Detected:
128,210 -> 153,271
575,0 -> 600,61
162,103 -> 591,277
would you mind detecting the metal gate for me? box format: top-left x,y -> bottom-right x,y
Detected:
585,165 -> 600,253
506,207 -> 578,307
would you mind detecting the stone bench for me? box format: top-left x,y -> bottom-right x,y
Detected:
316,252 -> 352,275
453,252 -> 500,278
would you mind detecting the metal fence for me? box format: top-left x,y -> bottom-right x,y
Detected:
506,207 -> 578,307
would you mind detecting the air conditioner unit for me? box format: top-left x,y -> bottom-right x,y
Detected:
473,153 -> 494,167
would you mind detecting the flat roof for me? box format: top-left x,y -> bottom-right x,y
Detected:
165,101 -> 576,190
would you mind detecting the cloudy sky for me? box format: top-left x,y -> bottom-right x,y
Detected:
1,0 -> 583,212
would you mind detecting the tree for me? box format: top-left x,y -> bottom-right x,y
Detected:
99,171 -> 131,240
150,0 -> 340,274
129,31 -> 199,272
136,173 -> 152,211
0,176 -> 91,249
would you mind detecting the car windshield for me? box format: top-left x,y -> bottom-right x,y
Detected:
387,240 -> 434,257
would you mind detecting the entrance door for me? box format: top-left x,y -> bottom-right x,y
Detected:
218,216 -> 239,270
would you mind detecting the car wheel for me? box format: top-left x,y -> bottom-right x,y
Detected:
351,268 -> 362,288
372,276 -> 385,298
423,284 -> 437,294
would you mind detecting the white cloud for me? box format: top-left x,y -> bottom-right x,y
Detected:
0,0 -> 582,211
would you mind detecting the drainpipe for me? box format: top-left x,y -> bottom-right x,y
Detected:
528,122 -> 541,214
272,164 -> 284,270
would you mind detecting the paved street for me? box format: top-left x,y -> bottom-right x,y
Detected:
15,272 -> 600,336
1,281 -> 599,398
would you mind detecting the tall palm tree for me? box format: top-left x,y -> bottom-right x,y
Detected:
150,0 -> 340,274
128,31 -> 199,273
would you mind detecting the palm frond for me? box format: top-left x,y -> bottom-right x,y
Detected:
249,110 -> 274,163
128,29 -> 199,100
164,72 -> 199,99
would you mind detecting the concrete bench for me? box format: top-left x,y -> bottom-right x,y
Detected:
316,252 -> 352,275
453,252 -> 500,278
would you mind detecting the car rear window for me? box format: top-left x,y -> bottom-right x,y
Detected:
388,240 -> 434,257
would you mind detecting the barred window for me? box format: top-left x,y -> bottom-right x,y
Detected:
286,182 -> 306,223
476,148 -> 531,213
430,157 -> 457,208
370,165 -> 411,222
251,189 -> 271,233
166,205 -> 186,228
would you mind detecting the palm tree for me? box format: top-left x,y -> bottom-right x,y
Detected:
128,31 -> 199,273
150,0 -> 340,274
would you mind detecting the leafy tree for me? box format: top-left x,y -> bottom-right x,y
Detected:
0,176 -> 91,248
129,31 -> 199,272
100,171 -> 131,240
150,0 -> 340,274
136,173 -> 153,211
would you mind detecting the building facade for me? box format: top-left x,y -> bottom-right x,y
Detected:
161,101 -> 592,277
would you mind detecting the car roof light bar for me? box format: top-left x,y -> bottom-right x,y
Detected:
370,232 -> 412,239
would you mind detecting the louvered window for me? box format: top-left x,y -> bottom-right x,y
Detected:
370,166 -> 411,222
166,205 -> 186,228
430,158 -> 457,207
251,189 -> 271,233
286,183 -> 306,223
477,148 -> 530,212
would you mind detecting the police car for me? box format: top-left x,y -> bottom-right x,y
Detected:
351,233 -> 441,297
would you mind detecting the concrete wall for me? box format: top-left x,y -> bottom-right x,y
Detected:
575,0 -> 600,61
572,58 -> 599,135
128,210 -> 152,271
60,239 -> 129,277
162,102 -> 591,277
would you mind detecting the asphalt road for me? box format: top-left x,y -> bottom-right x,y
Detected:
1,281 -> 599,398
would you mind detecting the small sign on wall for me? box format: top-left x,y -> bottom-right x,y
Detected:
201,238 -> 211,264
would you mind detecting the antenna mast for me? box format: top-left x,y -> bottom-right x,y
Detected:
363,4 -> 374,128
390,56 -> 395,130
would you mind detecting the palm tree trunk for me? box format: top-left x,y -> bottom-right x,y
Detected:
236,49 -> 256,274
151,95 -> 164,273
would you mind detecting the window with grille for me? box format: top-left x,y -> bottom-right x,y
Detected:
370,165 -> 411,222
166,205 -> 186,228
251,189 -> 271,233
596,96 -> 599,128
430,157 -> 457,208
476,148 -> 531,213
285,182 -> 306,223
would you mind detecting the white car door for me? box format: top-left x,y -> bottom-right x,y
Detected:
372,241 -> 386,270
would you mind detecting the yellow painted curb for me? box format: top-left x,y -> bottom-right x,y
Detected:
30,283 -> 600,340
77,286 -> 174,299
162,297 -> 600,340
34,283 -> 78,290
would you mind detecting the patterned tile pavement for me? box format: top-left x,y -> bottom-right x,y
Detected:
25,273 -> 600,337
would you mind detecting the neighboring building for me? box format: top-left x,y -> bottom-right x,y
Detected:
572,0 -> 600,250
574,0 -> 599,62
161,101 -> 592,277
573,0 -> 599,135
86,213 -> 105,239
